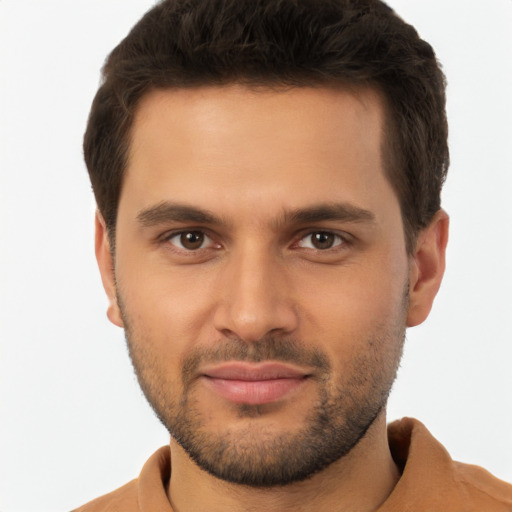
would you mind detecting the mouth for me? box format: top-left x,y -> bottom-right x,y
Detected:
200,362 -> 311,405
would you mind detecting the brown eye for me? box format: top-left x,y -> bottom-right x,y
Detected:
180,231 -> 205,250
298,231 -> 344,250
311,232 -> 335,249
167,231 -> 212,251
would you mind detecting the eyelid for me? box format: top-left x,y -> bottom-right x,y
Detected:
297,228 -> 350,242
157,227 -> 353,253
161,228 -> 220,251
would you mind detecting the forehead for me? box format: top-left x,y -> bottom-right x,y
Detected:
121,84 -> 398,226
130,84 -> 385,162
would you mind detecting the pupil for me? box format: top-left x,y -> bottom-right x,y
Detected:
313,232 -> 334,249
181,231 -> 204,249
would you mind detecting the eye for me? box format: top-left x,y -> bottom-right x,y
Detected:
298,231 -> 345,250
167,231 -> 215,251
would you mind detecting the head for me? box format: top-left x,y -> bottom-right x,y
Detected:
84,0 -> 448,254
88,0 -> 449,488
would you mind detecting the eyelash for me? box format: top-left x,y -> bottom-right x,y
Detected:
161,229 -> 350,253
295,231 -> 347,251
163,230 -> 219,252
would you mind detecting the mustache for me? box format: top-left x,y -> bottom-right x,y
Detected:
181,336 -> 330,384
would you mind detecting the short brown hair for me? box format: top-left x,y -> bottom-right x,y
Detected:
83,0 -> 448,253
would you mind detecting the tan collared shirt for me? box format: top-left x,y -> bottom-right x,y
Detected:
73,418 -> 512,511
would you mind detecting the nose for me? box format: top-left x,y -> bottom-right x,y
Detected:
213,247 -> 299,342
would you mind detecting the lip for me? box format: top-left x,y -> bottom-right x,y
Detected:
201,362 -> 311,405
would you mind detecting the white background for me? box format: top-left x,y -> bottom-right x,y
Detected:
1,1 -> 511,510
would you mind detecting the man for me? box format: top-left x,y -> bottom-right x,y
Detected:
75,0 -> 512,510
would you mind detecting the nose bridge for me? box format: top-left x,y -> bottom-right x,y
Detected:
214,241 -> 297,341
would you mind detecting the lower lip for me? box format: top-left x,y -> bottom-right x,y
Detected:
204,376 -> 308,405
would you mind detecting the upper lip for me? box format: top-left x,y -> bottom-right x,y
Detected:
201,362 -> 310,381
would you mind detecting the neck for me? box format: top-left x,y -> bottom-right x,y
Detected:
167,410 -> 400,512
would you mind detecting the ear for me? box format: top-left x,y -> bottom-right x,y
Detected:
95,211 -> 124,328
407,209 -> 449,327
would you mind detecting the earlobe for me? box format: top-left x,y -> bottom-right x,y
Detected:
95,211 -> 124,328
406,210 -> 449,327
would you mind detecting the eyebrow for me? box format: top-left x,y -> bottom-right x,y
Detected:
282,203 -> 376,226
137,202 -> 222,227
136,201 -> 376,229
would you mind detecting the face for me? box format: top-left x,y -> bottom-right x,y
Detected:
98,85 -> 433,486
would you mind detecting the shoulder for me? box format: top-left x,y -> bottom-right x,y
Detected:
453,461 -> 512,511
385,418 -> 512,511
71,479 -> 140,512
70,446 -> 171,512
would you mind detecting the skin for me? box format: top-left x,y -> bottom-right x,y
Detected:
96,85 -> 448,511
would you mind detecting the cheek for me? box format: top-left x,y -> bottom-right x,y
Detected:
299,263 -> 407,325
294,254 -> 408,356
116,258 -> 219,356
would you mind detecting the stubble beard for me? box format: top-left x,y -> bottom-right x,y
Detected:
120,296 -> 407,488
